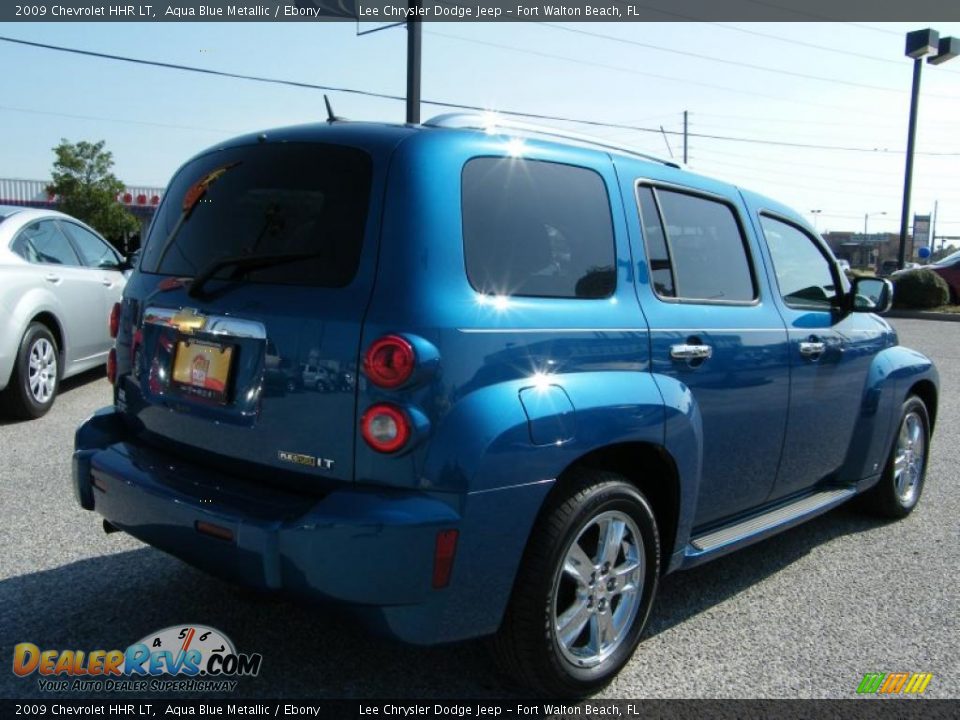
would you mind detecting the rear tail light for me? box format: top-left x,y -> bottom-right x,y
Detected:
363,335 -> 415,388
108,302 -> 121,339
361,403 -> 411,453
432,529 -> 459,588
106,348 -> 117,385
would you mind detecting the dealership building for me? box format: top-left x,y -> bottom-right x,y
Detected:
0,177 -> 164,252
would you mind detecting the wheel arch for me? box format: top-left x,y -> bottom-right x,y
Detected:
30,311 -> 65,363
908,378 -> 937,430
543,442 -> 681,576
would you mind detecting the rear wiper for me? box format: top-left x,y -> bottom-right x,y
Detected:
187,252 -> 320,298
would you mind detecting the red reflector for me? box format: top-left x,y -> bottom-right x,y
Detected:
195,521 -> 234,542
361,403 -> 411,453
363,335 -> 416,388
432,529 -> 459,589
108,302 -> 121,339
106,348 -> 117,385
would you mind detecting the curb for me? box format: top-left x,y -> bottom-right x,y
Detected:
886,310 -> 960,323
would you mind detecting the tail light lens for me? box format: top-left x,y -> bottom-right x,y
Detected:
108,302 -> 121,339
106,348 -> 117,385
361,403 -> 411,453
363,335 -> 415,389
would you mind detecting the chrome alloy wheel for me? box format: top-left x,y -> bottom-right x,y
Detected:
893,410 -> 925,506
28,337 -> 57,404
551,510 -> 644,668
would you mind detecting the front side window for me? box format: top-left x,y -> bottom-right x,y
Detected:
761,215 -> 839,310
637,186 -> 756,303
462,157 -> 616,299
141,143 -> 372,288
61,222 -> 121,268
12,220 -> 81,266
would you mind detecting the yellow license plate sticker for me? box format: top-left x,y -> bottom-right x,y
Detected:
172,340 -> 233,399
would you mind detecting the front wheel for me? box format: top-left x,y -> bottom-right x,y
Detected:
491,470 -> 660,697
859,395 -> 931,519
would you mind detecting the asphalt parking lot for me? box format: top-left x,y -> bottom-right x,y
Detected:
1,318 -> 957,699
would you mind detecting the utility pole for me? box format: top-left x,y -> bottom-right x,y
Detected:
683,111 -> 688,164
405,0 -> 422,124
931,200 -> 940,252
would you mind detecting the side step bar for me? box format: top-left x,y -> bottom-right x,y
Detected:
690,488 -> 856,553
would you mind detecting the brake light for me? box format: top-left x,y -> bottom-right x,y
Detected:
363,335 -> 415,389
361,403 -> 411,453
106,348 -> 117,385
109,302 -> 121,339
432,530 -> 459,588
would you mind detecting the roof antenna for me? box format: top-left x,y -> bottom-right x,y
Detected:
324,94 -> 342,123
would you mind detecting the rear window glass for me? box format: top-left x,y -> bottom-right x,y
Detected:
141,143 -> 372,287
462,157 -> 616,299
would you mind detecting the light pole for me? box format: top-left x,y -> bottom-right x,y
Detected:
864,211 -> 886,237
898,29 -> 959,269
810,209 -> 822,231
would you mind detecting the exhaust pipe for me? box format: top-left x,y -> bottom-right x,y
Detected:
102,519 -> 121,535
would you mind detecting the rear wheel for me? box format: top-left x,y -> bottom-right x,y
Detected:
859,395 -> 931,519
491,469 -> 660,697
1,323 -> 60,420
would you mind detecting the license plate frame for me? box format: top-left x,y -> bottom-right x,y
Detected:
171,338 -> 235,403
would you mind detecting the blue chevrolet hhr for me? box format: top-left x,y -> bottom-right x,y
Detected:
74,114 -> 938,696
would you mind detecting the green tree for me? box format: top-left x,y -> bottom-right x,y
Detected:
47,139 -> 138,241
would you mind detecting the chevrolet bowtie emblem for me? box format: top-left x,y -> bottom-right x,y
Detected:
170,308 -> 207,334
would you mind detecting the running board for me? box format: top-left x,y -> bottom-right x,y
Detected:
690,488 -> 856,553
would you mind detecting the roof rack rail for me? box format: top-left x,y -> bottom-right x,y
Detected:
423,113 -> 681,169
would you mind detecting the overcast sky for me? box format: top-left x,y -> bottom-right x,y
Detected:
2,20 -> 959,239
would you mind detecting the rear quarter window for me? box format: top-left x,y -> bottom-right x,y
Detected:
636,185 -> 756,303
461,157 -> 616,299
141,143 -> 372,288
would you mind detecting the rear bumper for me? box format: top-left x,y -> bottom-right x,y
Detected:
73,407 -> 552,644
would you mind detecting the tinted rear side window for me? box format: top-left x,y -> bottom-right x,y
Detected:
638,186 -> 755,303
141,143 -> 372,287
462,157 -> 616,299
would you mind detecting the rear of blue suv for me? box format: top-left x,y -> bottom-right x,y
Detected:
74,117 -> 938,696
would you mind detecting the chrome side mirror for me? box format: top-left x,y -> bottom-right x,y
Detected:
851,277 -> 893,314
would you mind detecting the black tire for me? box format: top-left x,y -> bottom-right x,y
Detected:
858,395 -> 931,519
491,469 -> 660,697
0,322 -> 60,420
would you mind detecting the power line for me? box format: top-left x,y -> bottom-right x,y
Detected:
425,30 -> 895,113
3,34 -> 960,157
689,153 -> 941,192
708,23 -> 906,66
0,103 -> 240,134
845,22 -> 903,37
536,23 -> 960,98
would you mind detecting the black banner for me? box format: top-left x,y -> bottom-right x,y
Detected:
4,0 -> 960,23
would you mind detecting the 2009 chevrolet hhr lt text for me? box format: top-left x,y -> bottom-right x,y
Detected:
73,114 -> 938,696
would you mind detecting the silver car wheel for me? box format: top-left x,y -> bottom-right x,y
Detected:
28,337 -> 57,404
893,410 -> 925,506
551,510 -> 644,669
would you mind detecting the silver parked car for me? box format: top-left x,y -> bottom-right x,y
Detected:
0,205 -> 127,419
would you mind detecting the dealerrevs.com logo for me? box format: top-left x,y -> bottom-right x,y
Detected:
12,625 -> 263,692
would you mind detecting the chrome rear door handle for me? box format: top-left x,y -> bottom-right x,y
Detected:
799,341 -> 826,357
44,273 -> 61,283
670,344 -> 713,361
101,278 -> 114,287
